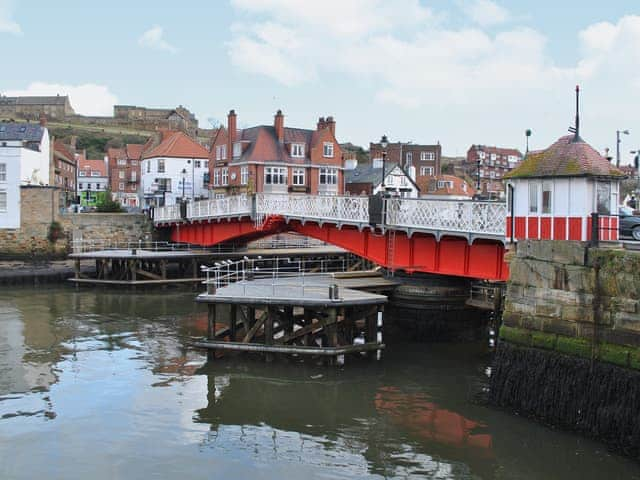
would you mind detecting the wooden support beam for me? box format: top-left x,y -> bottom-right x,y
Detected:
193,340 -> 386,356
230,305 -> 237,342
265,306 -> 276,362
242,310 -> 266,343
207,304 -> 216,361
135,269 -> 164,280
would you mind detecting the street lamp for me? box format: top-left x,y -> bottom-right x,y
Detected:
525,129 -> 532,154
181,168 -> 187,201
617,129 -> 630,168
380,135 -> 388,192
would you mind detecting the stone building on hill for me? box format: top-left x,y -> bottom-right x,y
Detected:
0,95 -> 75,120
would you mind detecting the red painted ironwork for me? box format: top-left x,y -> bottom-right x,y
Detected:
166,215 -> 509,281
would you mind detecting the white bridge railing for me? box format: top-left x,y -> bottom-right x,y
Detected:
386,197 -> 507,238
154,193 -> 507,241
188,195 -> 252,220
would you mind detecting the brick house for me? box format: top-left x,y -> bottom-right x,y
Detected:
52,140 -> 77,205
466,145 -> 523,196
417,174 -> 475,200
107,144 -> 144,207
209,110 -> 344,197
369,141 -> 441,185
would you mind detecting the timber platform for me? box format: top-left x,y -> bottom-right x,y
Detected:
67,245 -> 351,286
193,258 -> 394,365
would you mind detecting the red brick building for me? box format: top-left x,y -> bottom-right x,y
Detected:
369,141 -> 441,184
417,174 -> 475,200
209,110 -> 344,196
466,145 -> 523,195
107,143 -> 144,207
52,140 -> 77,205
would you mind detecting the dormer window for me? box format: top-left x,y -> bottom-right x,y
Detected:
216,144 -> 227,161
323,142 -> 334,158
291,143 -> 305,158
233,142 -> 242,158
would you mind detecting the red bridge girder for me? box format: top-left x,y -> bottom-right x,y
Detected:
166,217 -> 509,281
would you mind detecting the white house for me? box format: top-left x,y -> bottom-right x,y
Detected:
141,130 -> 210,207
345,161 -> 419,198
0,121 -> 50,228
504,134 -> 624,242
77,152 -> 109,204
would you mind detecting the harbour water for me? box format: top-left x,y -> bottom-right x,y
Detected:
0,286 -> 638,479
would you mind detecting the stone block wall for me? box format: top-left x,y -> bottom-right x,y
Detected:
492,240 -> 640,458
0,186 -> 66,257
0,186 -> 153,258
61,213 -> 153,251
501,239 -> 640,369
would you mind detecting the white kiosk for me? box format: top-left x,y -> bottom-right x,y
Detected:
505,87 -> 624,243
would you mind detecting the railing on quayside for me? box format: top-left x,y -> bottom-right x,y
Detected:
154,193 -> 508,240
589,211 -> 640,248
70,239 -> 239,254
200,255 -> 375,297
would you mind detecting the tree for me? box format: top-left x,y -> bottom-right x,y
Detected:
96,190 -> 124,212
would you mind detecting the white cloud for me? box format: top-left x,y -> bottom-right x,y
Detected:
465,0 -> 510,27
5,82 -> 119,117
227,2 -> 640,155
138,25 -> 178,53
0,0 -> 21,35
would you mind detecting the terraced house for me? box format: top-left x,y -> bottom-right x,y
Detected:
209,110 -> 344,197
107,143 -> 144,208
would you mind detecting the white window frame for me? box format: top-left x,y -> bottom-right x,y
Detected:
406,152 -> 412,164
146,160 -> 150,173
213,169 -> 220,186
119,182 -> 125,190
420,166 -> 434,176
131,171 -> 137,182
216,144 -> 227,161
79,171 -> 86,177
529,182 -> 539,214
119,170 -> 125,179
292,168 -> 305,186
0,163 -> 6,182
323,142 -> 334,158
0,190 -> 7,212
291,144 -> 305,158
195,160 -> 201,168
542,181 -> 552,214
264,166 -> 287,185
233,142 -> 242,158
157,159 -> 165,173
241,166 -> 249,185
222,167 -> 229,186
319,167 -> 338,185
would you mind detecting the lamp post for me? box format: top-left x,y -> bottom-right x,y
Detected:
379,135 -> 388,193
525,129 -> 532,154
617,129 -> 630,168
476,156 -> 481,192
632,149 -> 640,194
181,168 -> 187,201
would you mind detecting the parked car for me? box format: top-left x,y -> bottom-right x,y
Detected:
619,206 -> 640,240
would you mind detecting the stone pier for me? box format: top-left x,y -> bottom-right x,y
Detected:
490,240 -> 640,458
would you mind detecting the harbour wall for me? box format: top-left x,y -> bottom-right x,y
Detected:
490,240 -> 640,457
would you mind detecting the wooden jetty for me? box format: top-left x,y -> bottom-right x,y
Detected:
68,245 -> 352,287
194,273 -> 393,366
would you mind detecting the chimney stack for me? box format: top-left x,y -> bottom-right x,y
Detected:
325,116 -> 335,136
39,112 -> 47,127
227,109 -> 237,160
274,110 -> 284,143
317,117 -> 325,131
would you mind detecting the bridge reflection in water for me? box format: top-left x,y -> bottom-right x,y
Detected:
155,194 -> 509,281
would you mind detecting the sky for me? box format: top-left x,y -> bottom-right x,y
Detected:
1,0 -> 639,162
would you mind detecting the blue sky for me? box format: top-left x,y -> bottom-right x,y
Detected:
1,0 -> 639,161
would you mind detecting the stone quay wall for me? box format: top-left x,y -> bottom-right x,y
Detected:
490,240 -> 640,458
500,240 -> 640,366
0,186 -> 153,258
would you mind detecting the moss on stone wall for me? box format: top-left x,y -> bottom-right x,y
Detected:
499,325 -> 640,370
